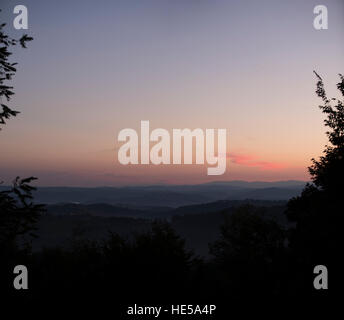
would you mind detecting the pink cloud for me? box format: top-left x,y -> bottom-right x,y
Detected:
227,153 -> 286,171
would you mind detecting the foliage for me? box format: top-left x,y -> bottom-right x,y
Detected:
0,177 -> 45,252
209,205 -> 286,295
0,15 -> 32,129
308,72 -> 344,193
285,73 -> 344,291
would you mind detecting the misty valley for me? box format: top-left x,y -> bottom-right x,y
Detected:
23,181 -> 298,256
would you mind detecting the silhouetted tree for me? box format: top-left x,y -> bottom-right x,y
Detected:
210,205 -> 286,296
0,13 -> 42,256
286,73 -> 344,291
102,221 -> 197,300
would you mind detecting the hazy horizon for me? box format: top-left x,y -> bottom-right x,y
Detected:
0,179 -> 308,188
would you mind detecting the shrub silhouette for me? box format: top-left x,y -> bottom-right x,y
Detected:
0,177 -> 44,254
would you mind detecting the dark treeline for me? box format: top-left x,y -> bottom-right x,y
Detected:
0,202 -> 335,312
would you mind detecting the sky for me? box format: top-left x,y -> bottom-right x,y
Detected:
0,0 -> 344,186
